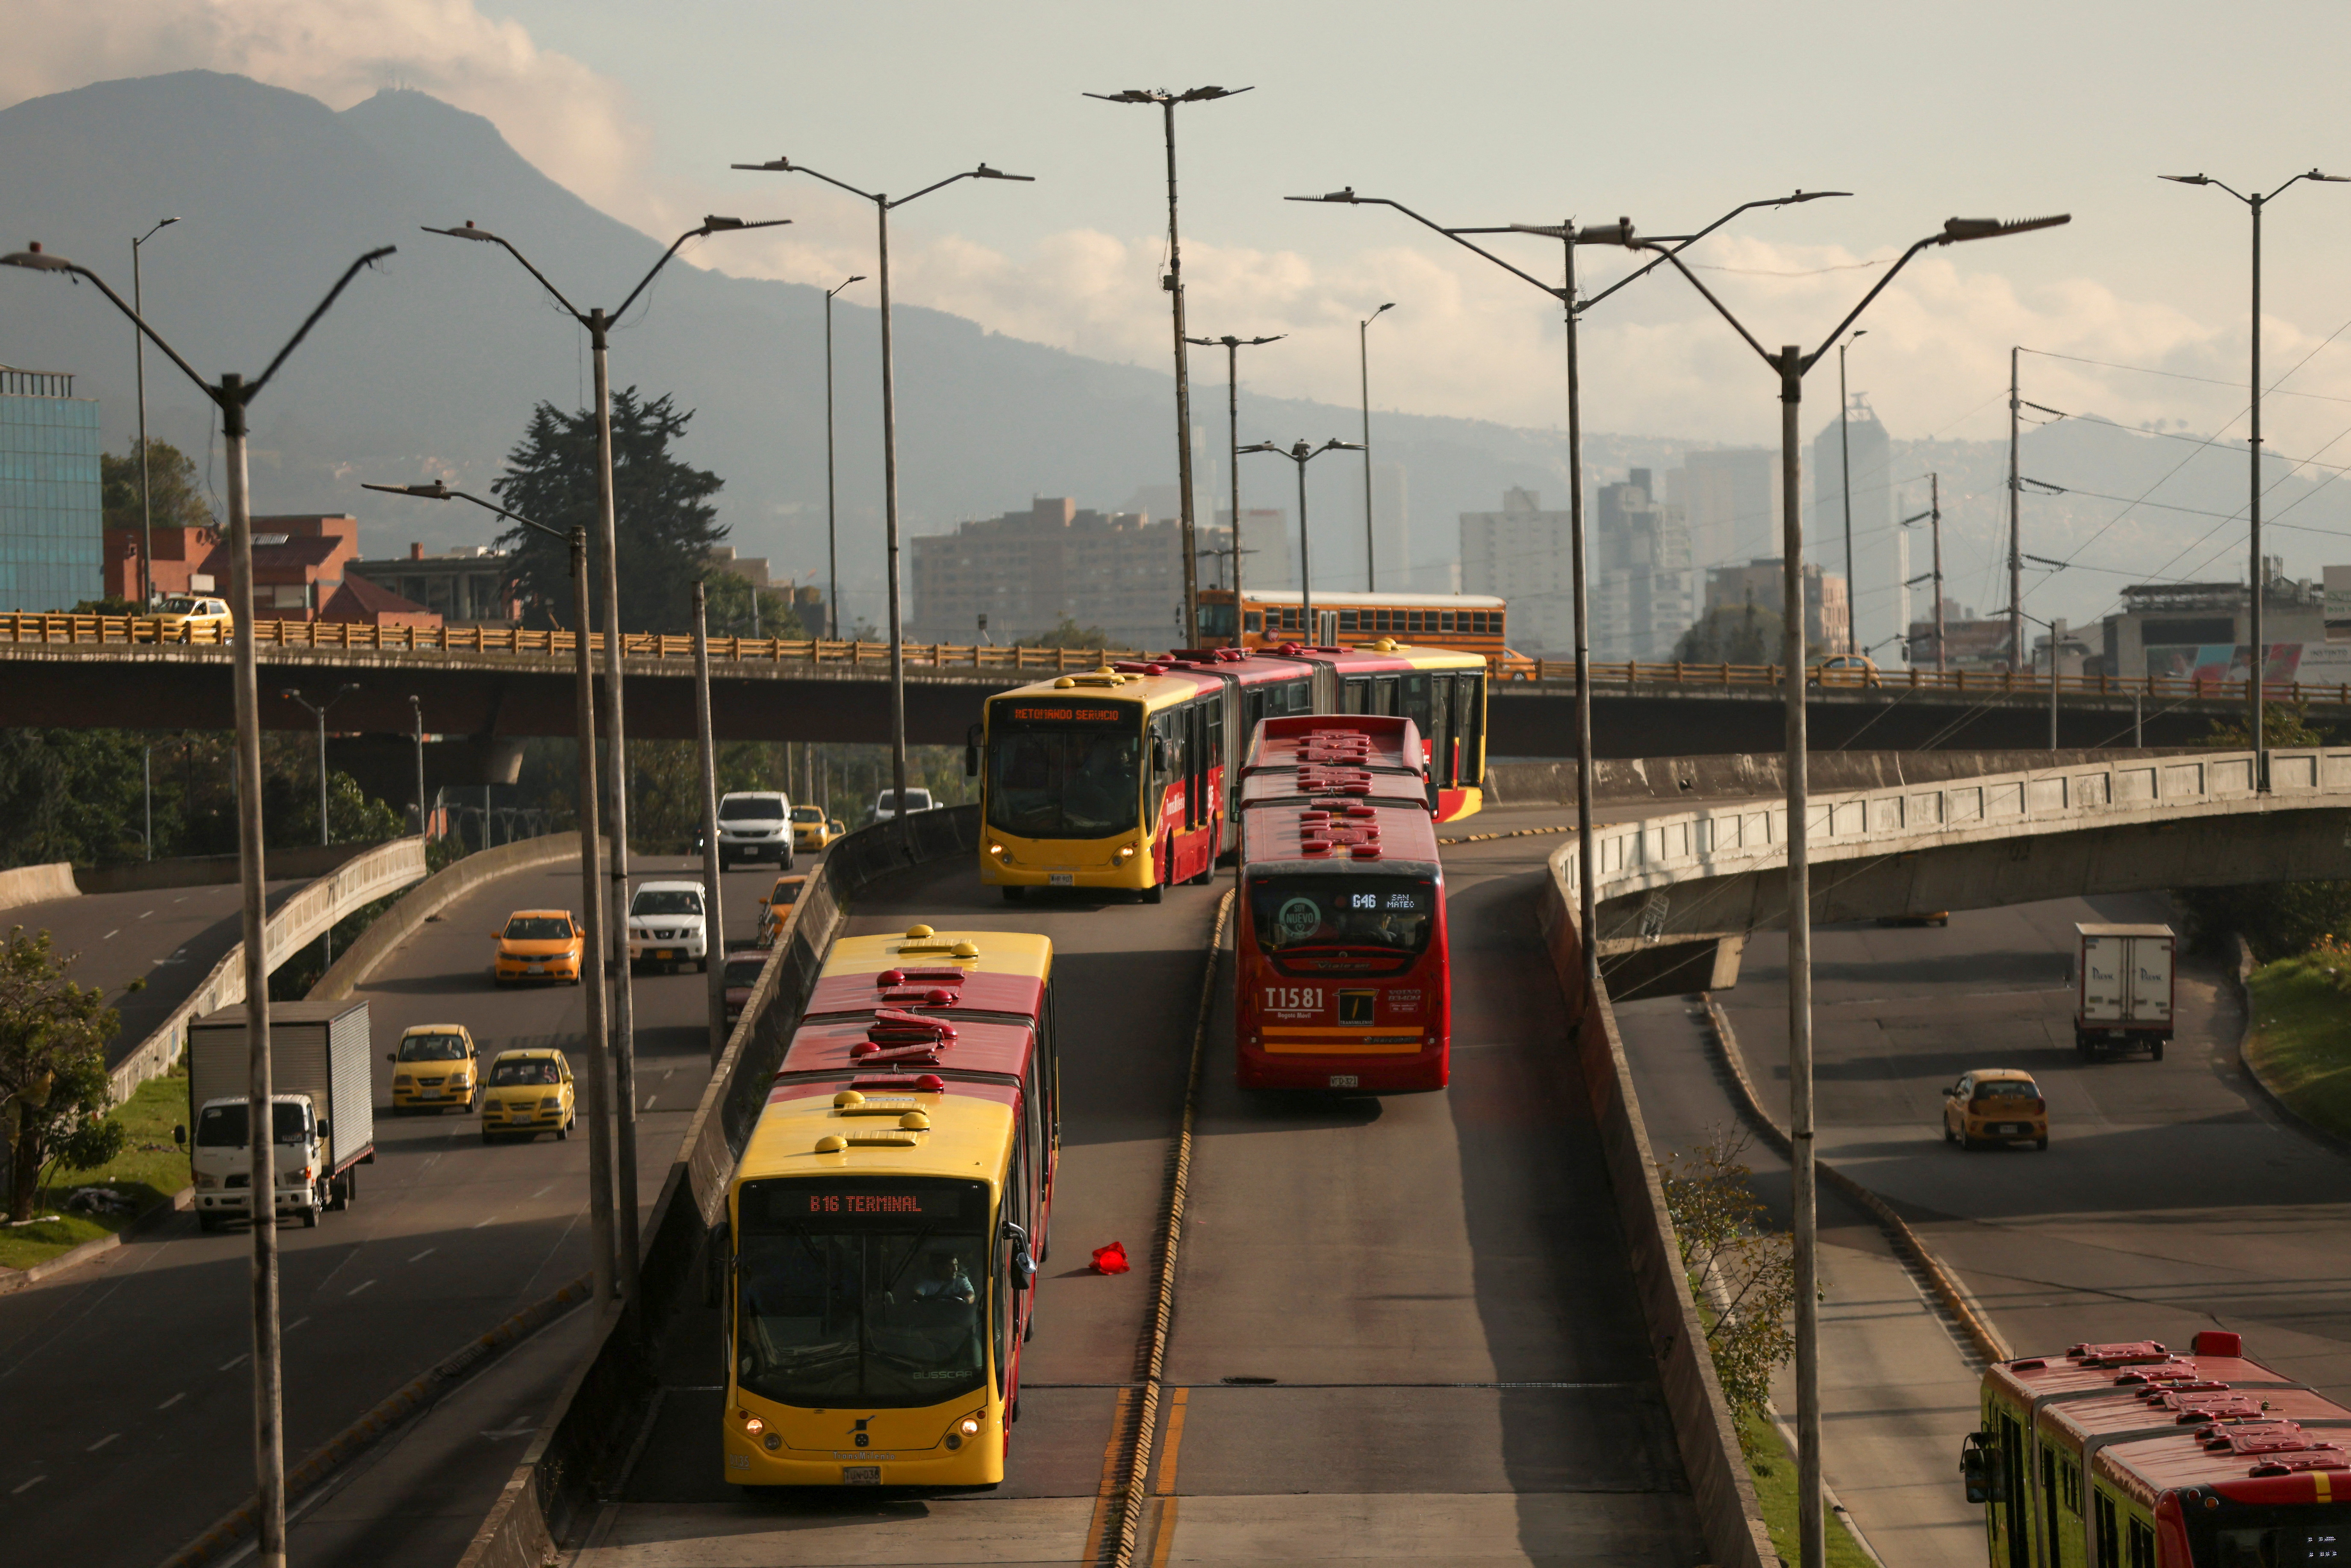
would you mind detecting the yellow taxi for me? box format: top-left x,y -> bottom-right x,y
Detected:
387,1024 -> 479,1114
790,804 -> 843,854
1809,653 -> 1880,687
141,594 -> 234,642
755,873 -> 808,948
493,909 -> 585,986
1941,1068 -> 2048,1150
480,1048 -> 575,1144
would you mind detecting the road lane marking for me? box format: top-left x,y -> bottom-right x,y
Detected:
530,1186 -> 552,1200
157,1393 -> 186,1411
408,1248 -> 436,1263
472,1217 -> 495,1228
11,1477 -> 44,1494
643,1096 -> 657,1110
103,930 -> 119,941
285,1317 -> 310,1333
138,909 -> 153,920
346,1280 -> 375,1297
86,1433 -> 119,1453
218,1353 -> 250,1372
1152,1388 -> 1189,1495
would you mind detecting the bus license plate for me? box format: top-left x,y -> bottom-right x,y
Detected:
1049,874 -> 1074,886
1328,1074 -> 1360,1089
842,1466 -> 880,1485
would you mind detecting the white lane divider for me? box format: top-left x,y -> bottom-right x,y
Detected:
346,1280 -> 376,1297
86,1433 -> 119,1453
530,1186 -> 552,1200
218,1353 -> 250,1372
285,1316 -> 311,1333
408,1248 -> 436,1263
102,930 -> 119,941
471,1217 -> 495,1229
156,1392 -> 186,1411
12,1476 -> 44,1494
138,909 -> 153,920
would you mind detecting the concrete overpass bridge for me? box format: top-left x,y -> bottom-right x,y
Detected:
1572,744 -> 2351,998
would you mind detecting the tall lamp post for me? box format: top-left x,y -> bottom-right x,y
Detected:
407,694 -> 428,840
1184,332 -> 1285,628
822,274 -> 866,640
2160,167 -> 2347,789
1237,438 -> 1360,642
279,683 -> 361,847
4,237 -> 395,1568
1086,85 -> 1252,647
429,212 -> 785,1287
131,216 -> 179,608
1631,208 -> 2069,1568
1358,302 -> 1395,589
1836,330 -> 1866,654
364,480 -> 618,1305
1285,185 -> 1843,1004
730,155 -> 1031,812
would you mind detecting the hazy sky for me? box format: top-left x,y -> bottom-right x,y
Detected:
16,1 -> 2351,506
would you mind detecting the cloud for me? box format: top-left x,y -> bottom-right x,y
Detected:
1,0 -> 646,214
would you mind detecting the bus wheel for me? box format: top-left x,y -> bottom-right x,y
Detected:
1140,882 -> 1164,905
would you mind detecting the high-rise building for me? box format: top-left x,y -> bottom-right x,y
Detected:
0,365 -> 101,610
1666,448 -> 1779,572
1812,393 -> 1893,654
1459,487 -> 1574,654
909,497 -> 1231,648
1211,506 -> 1292,591
1705,558 -> 1849,653
1592,468 -> 1694,662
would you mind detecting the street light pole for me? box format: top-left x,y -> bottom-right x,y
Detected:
1238,439 -> 1361,642
278,684 -> 359,848
429,213 -> 786,1287
731,157 -> 1031,811
1633,209 -> 2070,1568
6,237 -> 395,1568
1837,331 -> 1865,654
1359,302 -> 1394,589
1185,332 -> 1285,640
694,582 -> 726,1064
1087,86 -> 1252,647
408,695 -> 427,841
131,216 -> 178,609
364,480 -> 617,1303
2161,168 -> 2347,787
823,274 -> 865,640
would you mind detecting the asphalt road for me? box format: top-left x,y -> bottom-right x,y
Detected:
3,878 -> 311,1068
580,828 -> 1704,1564
0,850 -> 788,1568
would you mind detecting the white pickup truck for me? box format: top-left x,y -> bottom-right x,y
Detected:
179,999 -> 375,1230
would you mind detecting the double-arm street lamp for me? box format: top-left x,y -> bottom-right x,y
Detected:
1237,438 -> 1360,641
4,237 -> 395,1568
365,480 -> 617,1306
1087,85 -> 1252,647
1286,185 -> 1844,1006
131,216 -> 180,608
1184,332 -> 1285,615
822,274 -> 866,640
1629,207 -> 2069,1568
279,683 -> 361,847
731,155 -> 1031,811
1358,302 -> 1395,589
430,212 -> 785,1287
2161,167 -> 2346,788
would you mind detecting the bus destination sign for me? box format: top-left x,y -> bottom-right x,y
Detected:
792,1190 -> 958,1217
1009,706 -> 1127,725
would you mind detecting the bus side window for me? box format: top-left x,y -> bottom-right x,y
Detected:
1373,677 -> 1398,716
1342,679 -> 1368,715
1244,610 -> 1262,633
1338,608 -> 1358,635
1452,673 -> 1483,784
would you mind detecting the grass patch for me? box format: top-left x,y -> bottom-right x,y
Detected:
1741,1406 -> 1880,1568
2244,955 -> 2351,1142
0,1070 -> 191,1273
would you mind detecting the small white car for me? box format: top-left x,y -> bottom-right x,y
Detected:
874,787 -> 936,822
715,790 -> 794,869
627,881 -> 708,971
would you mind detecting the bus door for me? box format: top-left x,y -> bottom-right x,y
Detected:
1202,696 -> 1223,840
1997,1411 -> 2029,1568
1372,676 -> 1398,716
1149,710 -> 1181,855
1452,672 -> 1484,785
1405,672 -> 1449,803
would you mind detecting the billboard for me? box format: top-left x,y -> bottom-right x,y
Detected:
2141,643 -> 2343,687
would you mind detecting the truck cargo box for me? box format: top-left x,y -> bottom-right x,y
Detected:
188,999 -> 375,1174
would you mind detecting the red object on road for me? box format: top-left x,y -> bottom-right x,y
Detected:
1090,1241 -> 1130,1275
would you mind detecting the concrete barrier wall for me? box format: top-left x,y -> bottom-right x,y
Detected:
77,841 -> 378,896
457,806 -> 981,1568
107,837 -> 430,1102
1537,842 -> 1775,1568
310,834 -> 586,1002
1487,746 -> 2204,809
0,861 -> 77,914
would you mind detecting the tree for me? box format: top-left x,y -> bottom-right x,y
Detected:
491,389 -> 728,636
1017,615 -> 1113,651
2204,700 -> 2330,749
1658,1129 -> 1797,1460
1673,602 -> 1787,666
703,573 -> 808,641
100,439 -> 217,536
0,928 -> 134,1221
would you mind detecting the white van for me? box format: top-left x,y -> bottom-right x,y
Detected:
873,787 -> 936,822
716,790 -> 793,868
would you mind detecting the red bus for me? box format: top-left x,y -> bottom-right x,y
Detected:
1234,715 -> 1450,1092
1966,1331 -> 2351,1567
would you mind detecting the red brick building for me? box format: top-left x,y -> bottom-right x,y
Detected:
103,513 -> 438,627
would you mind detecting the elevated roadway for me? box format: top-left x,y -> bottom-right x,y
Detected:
0,852 -> 785,1568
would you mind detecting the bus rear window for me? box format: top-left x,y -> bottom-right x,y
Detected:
1249,877 -> 1436,957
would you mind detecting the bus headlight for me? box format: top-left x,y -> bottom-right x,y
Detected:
743,1415 -> 764,1435
1116,845 -> 1135,861
943,1411 -> 984,1450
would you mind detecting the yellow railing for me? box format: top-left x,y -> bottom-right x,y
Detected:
1487,652 -> 2351,707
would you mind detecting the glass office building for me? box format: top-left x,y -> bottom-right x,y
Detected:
0,367 -> 102,611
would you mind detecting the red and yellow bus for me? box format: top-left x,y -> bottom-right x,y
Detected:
718,924 -> 1059,1490
1195,588 -> 1508,662
1965,1331 -> 2351,1567
1234,715 -> 1450,1092
971,641 -> 1488,902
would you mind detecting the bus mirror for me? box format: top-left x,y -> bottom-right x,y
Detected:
1002,1220 -> 1037,1291
1960,1433 -> 2000,1503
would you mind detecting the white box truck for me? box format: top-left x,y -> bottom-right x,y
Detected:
2074,923 -> 2175,1060
178,1000 -> 377,1230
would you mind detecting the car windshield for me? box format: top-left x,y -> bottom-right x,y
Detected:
734,1177 -> 990,1409
1249,876 -> 1437,958
398,1035 -> 468,1061
1975,1079 -> 2040,1100
504,916 -> 572,941
195,1102 -> 309,1147
159,596 -> 210,615
721,797 -> 785,821
491,1059 -> 560,1086
792,806 -> 824,823
769,881 -> 801,905
986,710 -> 1141,839
878,789 -> 933,811
630,890 -> 702,917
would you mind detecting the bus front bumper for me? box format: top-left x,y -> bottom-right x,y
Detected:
1239,1046 -> 1449,1093
722,1437 -> 1001,1488
980,838 -> 1148,890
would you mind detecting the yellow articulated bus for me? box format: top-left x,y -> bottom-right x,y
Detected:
969,642 -> 1488,902
719,925 -> 1058,1490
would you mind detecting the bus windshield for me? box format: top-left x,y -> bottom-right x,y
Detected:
1249,876 -> 1437,960
735,1177 -> 991,1409
986,706 -> 1142,840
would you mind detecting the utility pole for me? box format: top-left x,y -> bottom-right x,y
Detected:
131,217 -> 178,608
2008,346 -> 2023,674
408,696 -> 427,841
1185,332 -> 1285,643
1838,332 -> 1865,653
823,275 -> 864,640
1899,474 -> 1946,674
694,582 -> 726,1064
